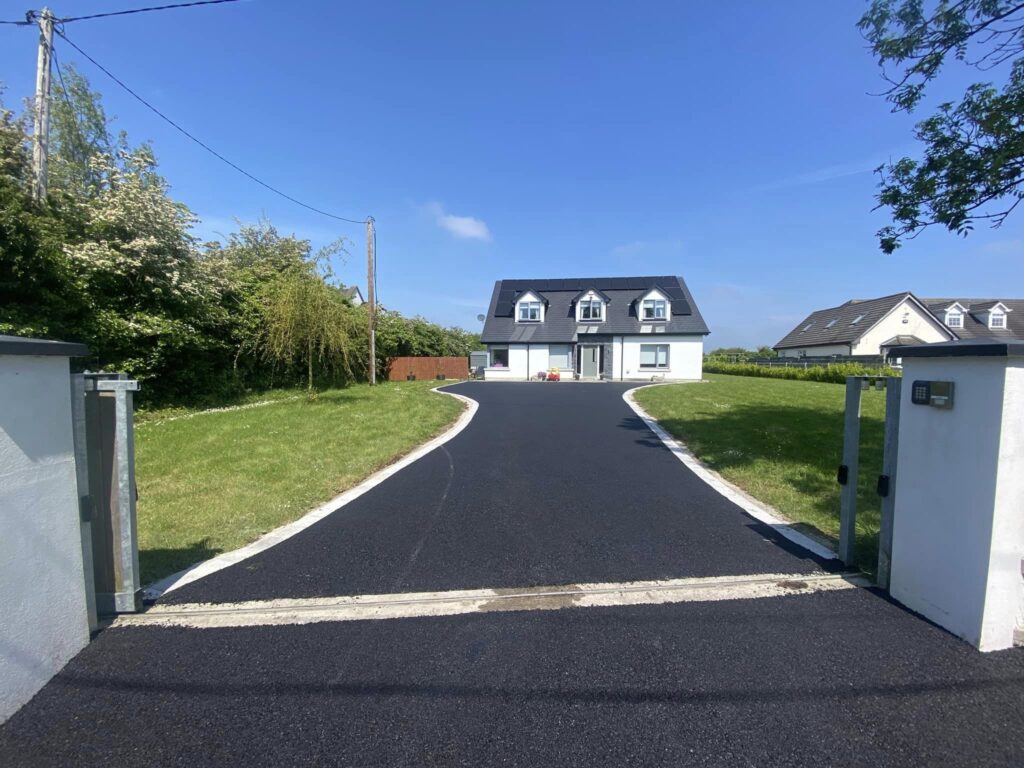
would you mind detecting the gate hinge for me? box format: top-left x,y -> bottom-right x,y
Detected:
79,494 -> 93,523
836,465 -> 849,486
877,474 -> 891,498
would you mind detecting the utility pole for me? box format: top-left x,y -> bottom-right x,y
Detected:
367,216 -> 376,385
31,7 -> 55,201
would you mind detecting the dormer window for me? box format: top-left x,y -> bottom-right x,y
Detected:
946,311 -> 963,328
518,301 -> 541,322
514,291 -> 545,323
579,299 -> 604,321
642,299 -> 667,321
973,302 -> 1012,330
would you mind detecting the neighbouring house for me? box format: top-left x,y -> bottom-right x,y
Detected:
480,275 -> 709,381
774,292 -> 1022,358
339,285 -> 365,306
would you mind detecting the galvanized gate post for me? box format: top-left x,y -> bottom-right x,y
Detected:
84,373 -> 142,614
876,377 -> 902,589
69,373 -> 99,632
837,377 -> 862,566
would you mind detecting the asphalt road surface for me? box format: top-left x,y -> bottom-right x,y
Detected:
2,382 -> 1022,766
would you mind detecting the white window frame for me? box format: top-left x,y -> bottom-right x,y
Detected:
579,298 -> 604,322
639,343 -> 670,369
946,311 -> 963,328
642,299 -> 668,321
490,346 -> 509,367
990,311 -> 1006,329
517,301 -> 542,322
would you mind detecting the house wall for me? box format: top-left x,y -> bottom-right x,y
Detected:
525,345 -> 550,378
617,335 -> 704,380
485,343 -> 546,380
852,298 -> 951,355
0,355 -> 90,723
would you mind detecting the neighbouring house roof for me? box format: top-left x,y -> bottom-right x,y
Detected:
880,335 -> 925,348
481,275 -> 709,343
921,298 -> 1024,340
339,286 -> 364,304
773,292 -> 933,350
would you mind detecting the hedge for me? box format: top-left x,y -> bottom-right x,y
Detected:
703,360 -> 901,384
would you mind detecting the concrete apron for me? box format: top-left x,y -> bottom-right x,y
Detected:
117,572 -> 868,630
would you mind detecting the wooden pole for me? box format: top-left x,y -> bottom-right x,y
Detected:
32,7 -> 55,201
367,216 -> 376,385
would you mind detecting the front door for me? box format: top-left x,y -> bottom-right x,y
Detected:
581,345 -> 599,378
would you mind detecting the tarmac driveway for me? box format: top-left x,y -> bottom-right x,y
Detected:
159,381 -> 829,605
2,382 -> 1023,766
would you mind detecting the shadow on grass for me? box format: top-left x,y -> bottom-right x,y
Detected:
140,539 -> 222,587
623,403 -> 886,572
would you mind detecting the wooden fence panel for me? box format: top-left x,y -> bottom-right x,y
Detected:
387,356 -> 469,381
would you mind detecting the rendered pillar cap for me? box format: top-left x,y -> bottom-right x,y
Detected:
0,334 -> 88,357
893,339 -> 1024,358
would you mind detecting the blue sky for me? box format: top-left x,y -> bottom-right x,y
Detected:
2,0 -> 1022,348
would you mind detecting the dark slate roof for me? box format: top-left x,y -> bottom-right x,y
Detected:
880,335 -> 925,347
481,275 -> 709,343
0,334 -> 88,357
773,292 -> 924,350
921,298 -> 1024,340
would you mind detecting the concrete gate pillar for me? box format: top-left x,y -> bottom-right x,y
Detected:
889,340 -> 1024,651
0,336 -> 91,723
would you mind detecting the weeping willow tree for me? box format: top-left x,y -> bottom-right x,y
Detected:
261,268 -> 360,396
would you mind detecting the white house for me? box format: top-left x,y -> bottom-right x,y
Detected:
773,292 -> 1023,358
480,276 -> 709,381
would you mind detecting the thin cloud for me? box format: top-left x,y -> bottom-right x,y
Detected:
427,202 -> 492,241
748,160 -> 877,193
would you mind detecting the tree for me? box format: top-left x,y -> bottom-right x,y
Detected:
261,271 -> 360,395
0,95 -> 88,341
860,1 -> 1024,253
48,63 -> 114,199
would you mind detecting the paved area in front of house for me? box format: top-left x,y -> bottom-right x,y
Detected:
157,382 -> 832,606
1,382 -> 1023,766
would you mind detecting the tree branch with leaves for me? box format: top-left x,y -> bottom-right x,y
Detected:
860,0 -> 1024,252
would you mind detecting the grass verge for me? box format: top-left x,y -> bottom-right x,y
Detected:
634,374 -> 885,571
134,381 -> 465,584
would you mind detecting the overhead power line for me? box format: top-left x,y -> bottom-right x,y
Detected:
53,29 -> 369,225
59,0 -> 241,23
5,1 -> 239,26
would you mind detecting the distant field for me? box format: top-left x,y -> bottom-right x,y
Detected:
635,374 -> 886,571
134,382 -> 465,584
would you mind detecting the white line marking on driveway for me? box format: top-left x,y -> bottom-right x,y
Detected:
623,385 -> 838,561
142,387 -> 480,601
119,573 -> 866,629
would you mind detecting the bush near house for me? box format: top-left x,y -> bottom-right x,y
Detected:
703,360 -> 900,384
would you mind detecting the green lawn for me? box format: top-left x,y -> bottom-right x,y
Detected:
634,374 -> 886,571
134,382 -> 465,585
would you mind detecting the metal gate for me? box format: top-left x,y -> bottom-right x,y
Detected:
836,375 -> 902,588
